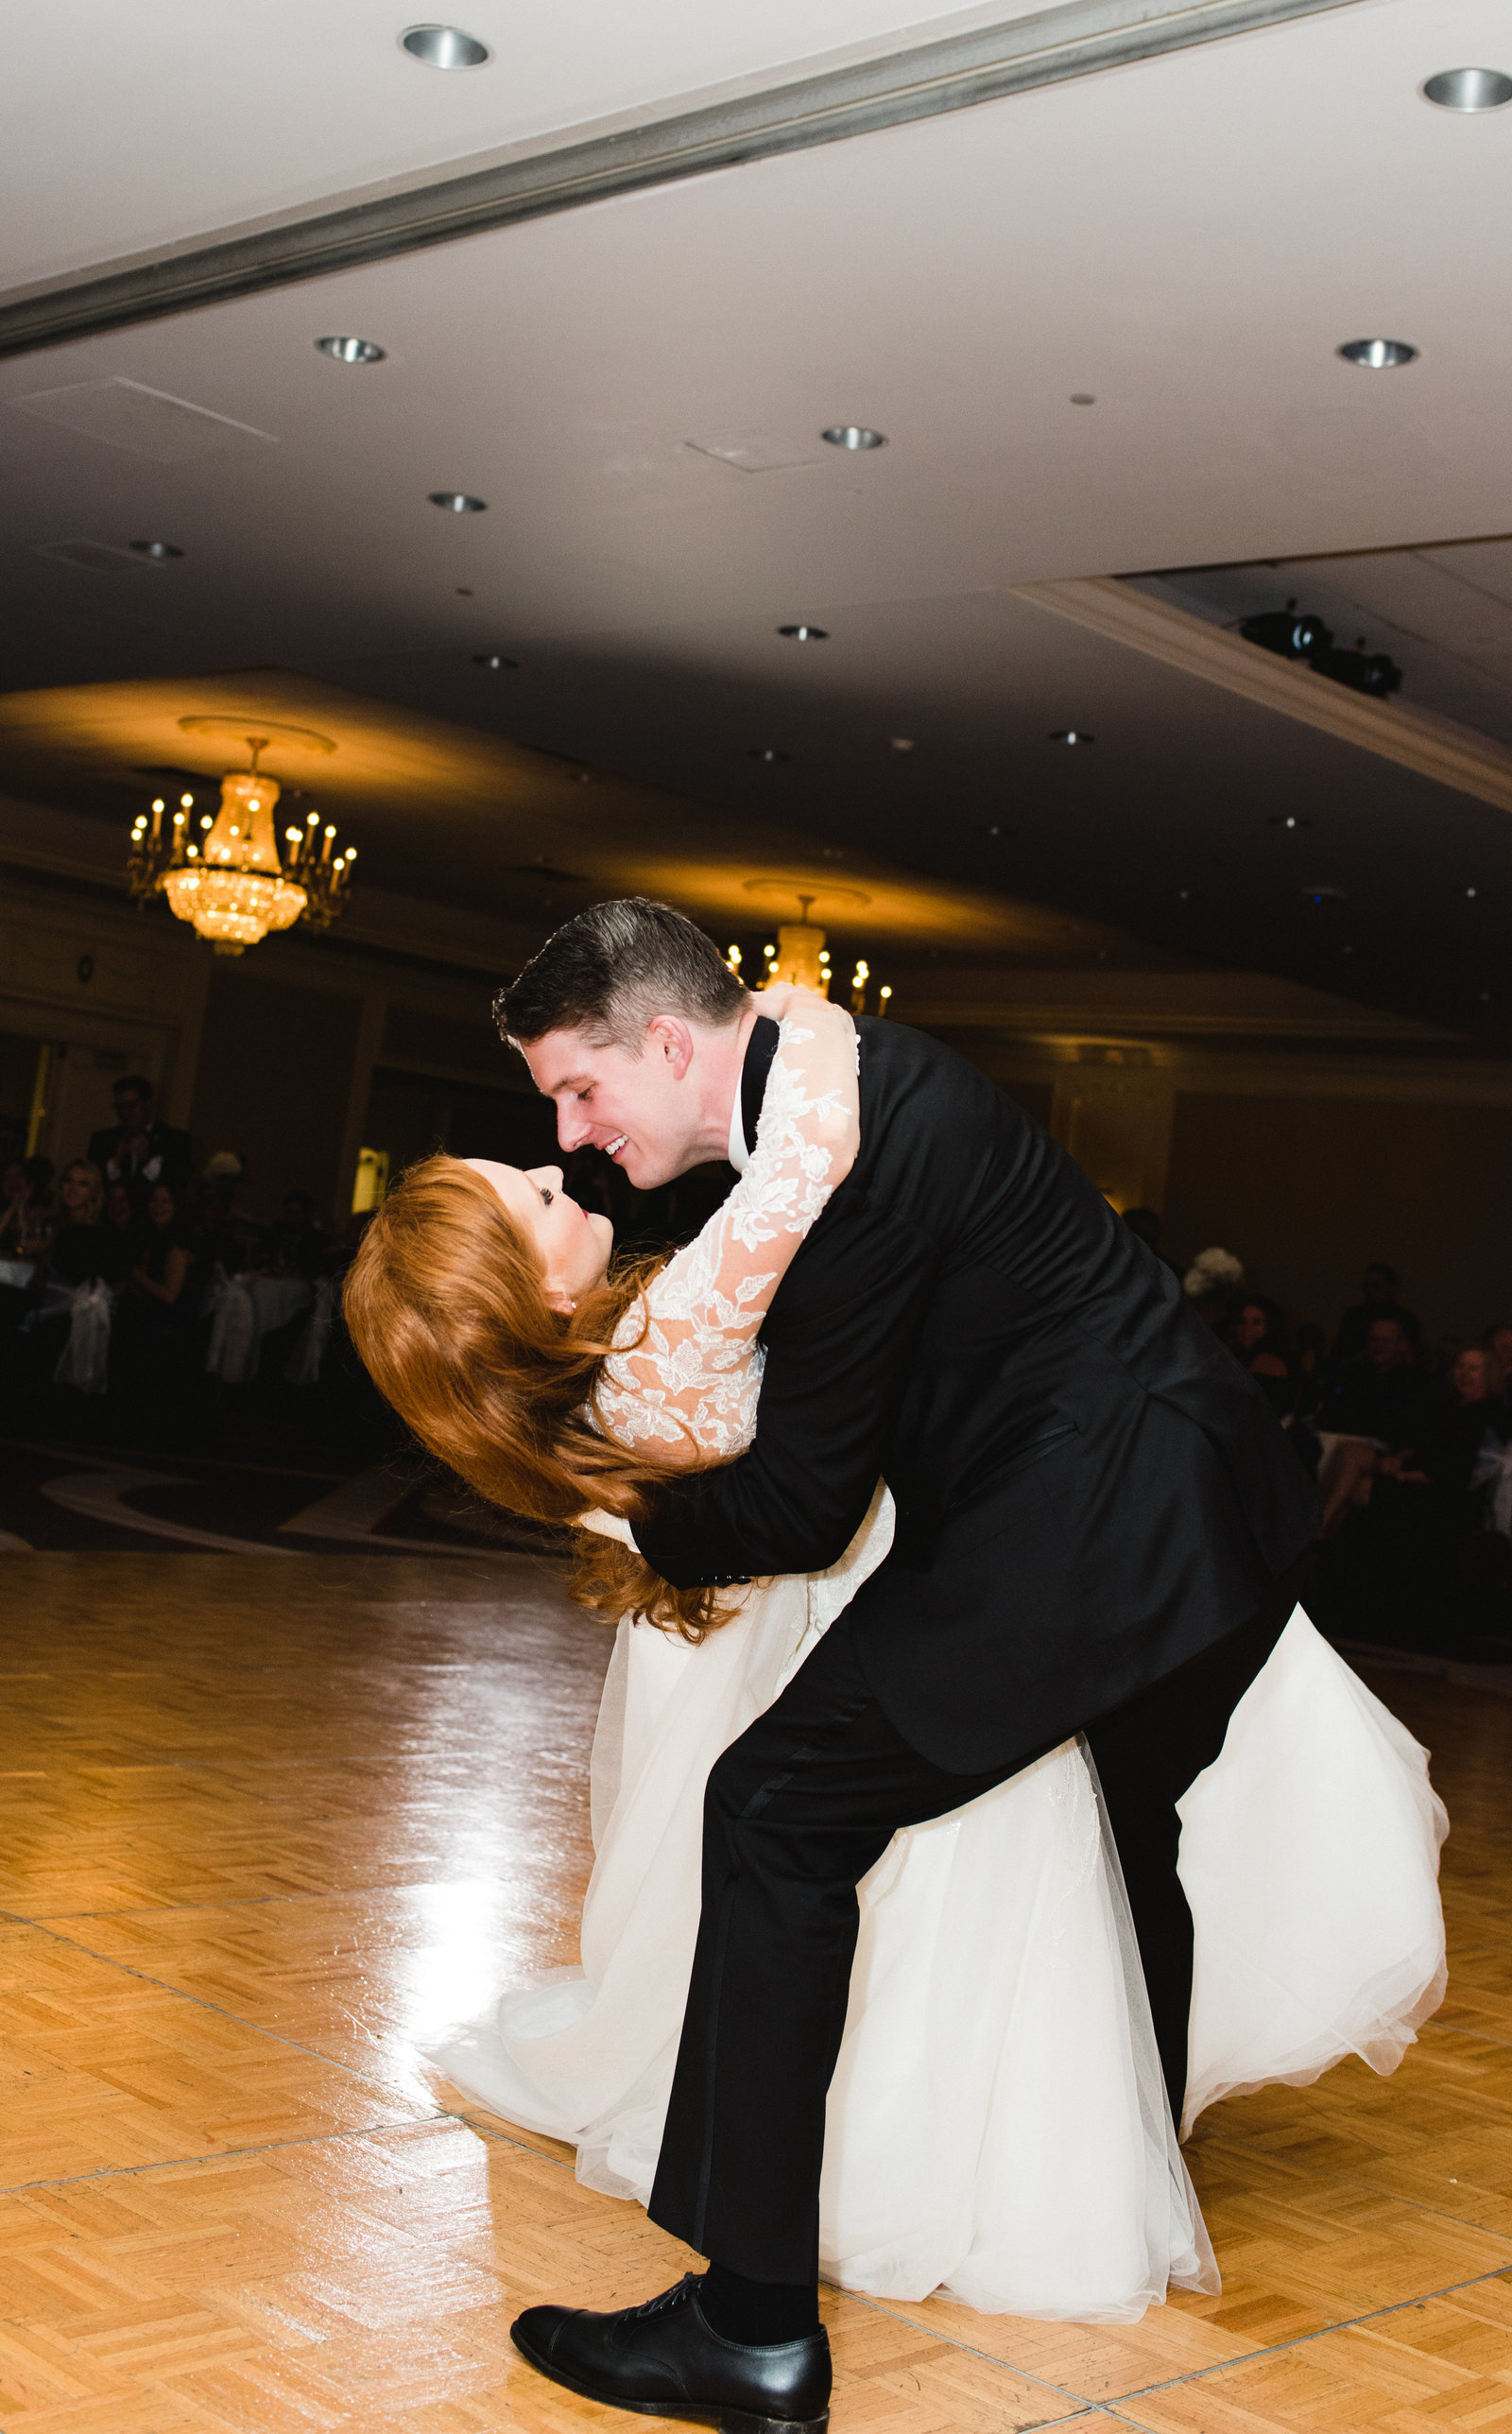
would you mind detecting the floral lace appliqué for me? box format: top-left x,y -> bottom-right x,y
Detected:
593,1017 -> 850,1459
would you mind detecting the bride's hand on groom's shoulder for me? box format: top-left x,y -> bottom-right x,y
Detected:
578,1509 -> 636,1545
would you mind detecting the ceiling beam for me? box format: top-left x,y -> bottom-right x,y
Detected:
1012,575 -> 1512,819
0,0 -> 1363,358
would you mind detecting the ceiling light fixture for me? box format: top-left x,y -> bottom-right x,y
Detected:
1337,337 -> 1418,369
748,748 -> 791,762
401,24 -> 490,68
821,425 -> 886,451
1050,729 -> 1094,745
1243,604 -> 1332,658
429,491 -> 487,511
127,719 -> 353,956
1421,66 -> 1512,112
317,335 -> 387,364
1070,393 -> 1096,406
129,539 -> 182,560
472,652 -> 519,669
778,624 -> 828,641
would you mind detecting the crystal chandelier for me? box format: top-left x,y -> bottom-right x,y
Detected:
127,728 -> 355,956
728,889 -> 892,1013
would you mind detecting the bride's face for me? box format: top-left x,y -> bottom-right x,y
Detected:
464,1160 -> 613,1310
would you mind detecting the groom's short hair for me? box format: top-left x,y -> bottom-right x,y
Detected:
496,898 -> 747,1049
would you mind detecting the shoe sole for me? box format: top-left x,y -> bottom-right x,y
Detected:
510,2324 -> 829,2432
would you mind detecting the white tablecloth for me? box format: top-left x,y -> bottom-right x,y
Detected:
205,1270 -> 314,1382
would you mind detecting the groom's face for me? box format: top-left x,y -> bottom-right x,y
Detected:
521,1017 -> 703,1188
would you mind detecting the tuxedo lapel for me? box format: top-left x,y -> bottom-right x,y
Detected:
740,1015 -> 782,1159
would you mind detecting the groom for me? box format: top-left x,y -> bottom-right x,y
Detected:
498,899 -> 1317,2431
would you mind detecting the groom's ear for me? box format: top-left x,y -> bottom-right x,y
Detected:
646,1015 -> 695,1080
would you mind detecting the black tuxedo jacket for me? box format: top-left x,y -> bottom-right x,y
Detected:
636,1015 -> 1319,1773
86,1119 -> 194,1197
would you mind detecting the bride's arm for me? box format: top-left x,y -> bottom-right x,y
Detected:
593,989 -> 858,1464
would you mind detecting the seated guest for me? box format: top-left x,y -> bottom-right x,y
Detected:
1485,1323 -> 1512,1407
87,1073 -> 192,1206
1331,1262 -> 1422,1367
1225,1294 -> 1295,1420
0,1155 -> 54,1258
103,1180 -> 138,1258
18,1161 -> 123,1412
127,1182 -> 194,1313
1314,1314 -> 1434,1535
46,1160 -> 126,1287
1383,1344 -> 1503,1509
265,1189 -> 325,1278
1318,1314 -> 1431,1441
1122,1205 -> 1181,1275
112,1182 -> 198,1438
0,1156 -> 31,1254
1290,1320 -> 1327,1425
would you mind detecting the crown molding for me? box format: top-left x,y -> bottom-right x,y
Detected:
1011,575 -> 1512,818
0,0 -> 1364,357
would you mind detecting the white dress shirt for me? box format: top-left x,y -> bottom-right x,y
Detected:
729,1074 -> 750,1174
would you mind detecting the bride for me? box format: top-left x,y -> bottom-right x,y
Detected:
345,986 -> 1446,2325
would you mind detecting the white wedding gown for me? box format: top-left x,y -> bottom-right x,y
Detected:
429,1019 -> 1449,2322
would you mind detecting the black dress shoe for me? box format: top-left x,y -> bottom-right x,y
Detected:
510,2272 -> 831,2431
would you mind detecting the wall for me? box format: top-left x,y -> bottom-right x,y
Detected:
0,875 -> 209,1165
189,962 -> 365,1219
1162,1091 -> 1512,1344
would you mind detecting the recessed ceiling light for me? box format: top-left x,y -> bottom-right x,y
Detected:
1337,337 -> 1418,369
778,624 -> 828,640
316,335 -> 387,365
888,736 -> 915,753
129,539 -> 182,559
473,652 -> 519,669
1070,393 -> 1096,406
1421,66 -> 1512,112
1050,729 -> 1094,745
748,747 -> 791,762
401,23 -> 490,68
429,491 -> 487,511
821,425 -> 886,450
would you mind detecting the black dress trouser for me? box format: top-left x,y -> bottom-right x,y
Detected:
647,1559 -> 1309,2285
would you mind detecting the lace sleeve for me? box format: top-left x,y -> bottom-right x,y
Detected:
593,1002 -> 859,1462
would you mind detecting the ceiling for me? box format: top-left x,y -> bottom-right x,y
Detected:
3,0 -> 1511,1041
4,0 -> 1061,293
0,665 -> 1144,986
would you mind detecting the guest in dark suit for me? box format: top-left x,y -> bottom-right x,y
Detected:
86,1073 -> 193,1208
496,900 -> 1319,2427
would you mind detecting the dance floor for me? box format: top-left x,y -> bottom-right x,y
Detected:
1,1552 -> 1509,2433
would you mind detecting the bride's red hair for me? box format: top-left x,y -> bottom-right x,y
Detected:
342,1155 -> 737,1641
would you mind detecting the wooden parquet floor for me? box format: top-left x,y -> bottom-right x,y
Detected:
0,1551 -> 1508,2432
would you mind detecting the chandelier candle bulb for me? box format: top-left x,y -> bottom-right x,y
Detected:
149,800 -> 162,840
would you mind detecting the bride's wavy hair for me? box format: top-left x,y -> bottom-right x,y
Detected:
343,1155 -> 739,1642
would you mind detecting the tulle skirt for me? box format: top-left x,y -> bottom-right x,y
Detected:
428,1510 -> 1446,2322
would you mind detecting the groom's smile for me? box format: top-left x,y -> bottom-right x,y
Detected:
516,1003 -> 756,1191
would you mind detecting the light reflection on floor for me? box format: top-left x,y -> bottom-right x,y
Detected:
2,1551 -> 1509,2432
